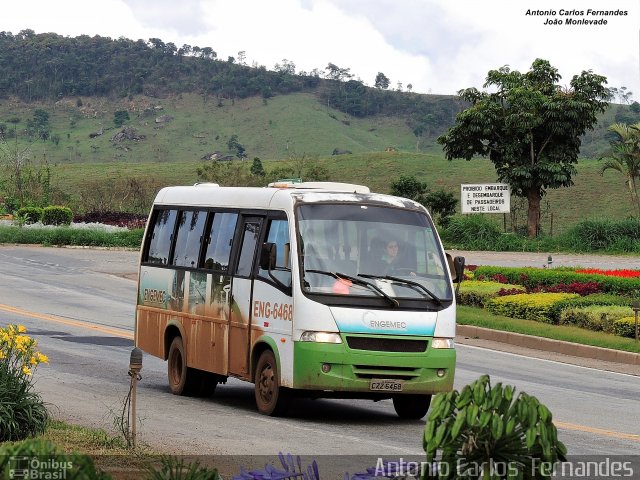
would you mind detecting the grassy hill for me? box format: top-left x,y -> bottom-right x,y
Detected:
0,91 -> 638,235
0,92 -> 433,164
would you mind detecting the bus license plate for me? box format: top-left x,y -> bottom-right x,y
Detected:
369,379 -> 404,392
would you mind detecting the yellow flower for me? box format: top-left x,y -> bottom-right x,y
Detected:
37,352 -> 49,364
17,325 -> 26,333
22,366 -> 32,376
0,351 -> 4,360
29,355 -> 37,366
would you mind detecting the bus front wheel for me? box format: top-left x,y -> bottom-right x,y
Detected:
254,350 -> 290,416
392,394 -> 432,419
167,336 -> 212,396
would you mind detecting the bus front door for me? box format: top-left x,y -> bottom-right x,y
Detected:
229,216 -> 262,378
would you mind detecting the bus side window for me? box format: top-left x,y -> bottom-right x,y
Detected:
172,210 -> 207,268
146,209 -> 178,265
203,212 -> 238,271
258,219 -> 291,287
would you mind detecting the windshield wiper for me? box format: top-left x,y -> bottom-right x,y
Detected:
358,274 -> 443,306
305,269 -> 399,307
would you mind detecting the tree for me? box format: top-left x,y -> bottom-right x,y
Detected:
438,59 -> 608,237
113,110 -> 130,128
374,72 -> 390,90
390,175 -> 429,204
325,63 -> 352,81
390,175 -> 457,227
26,109 -> 50,140
599,122 -> 640,216
424,190 -> 458,227
227,134 -> 246,159
250,157 -> 265,177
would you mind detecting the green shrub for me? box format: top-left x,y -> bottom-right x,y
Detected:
612,317 -> 639,338
560,218 -> 640,252
440,215 -> 501,249
41,206 -> 73,226
16,207 -> 43,224
559,305 -> 633,332
0,325 -> 49,441
0,439 -> 111,479
549,293 -> 633,322
458,280 -> 525,307
486,293 -> 579,323
475,265 -> 640,296
424,375 -> 566,479
147,456 -> 221,480
0,226 -> 143,248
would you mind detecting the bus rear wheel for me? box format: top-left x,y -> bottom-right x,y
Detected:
254,350 -> 290,416
392,394 -> 432,419
167,336 -> 213,397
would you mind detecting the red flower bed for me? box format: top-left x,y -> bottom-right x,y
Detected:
528,281 -> 602,296
576,268 -> 640,278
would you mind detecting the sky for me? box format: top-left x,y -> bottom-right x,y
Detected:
3,0 -> 640,100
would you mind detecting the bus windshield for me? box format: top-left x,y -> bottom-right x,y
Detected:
297,203 -> 452,302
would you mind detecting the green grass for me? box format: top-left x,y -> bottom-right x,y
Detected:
45,151 -> 639,236
458,305 -> 640,354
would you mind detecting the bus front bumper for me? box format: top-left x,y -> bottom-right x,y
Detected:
292,338 -> 455,395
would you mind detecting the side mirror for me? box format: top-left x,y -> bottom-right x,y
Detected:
446,253 -> 466,283
260,242 -> 277,271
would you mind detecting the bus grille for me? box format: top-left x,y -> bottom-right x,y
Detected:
353,364 -> 420,379
346,336 -> 428,353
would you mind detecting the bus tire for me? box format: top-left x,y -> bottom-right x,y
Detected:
392,394 -> 432,419
167,336 -> 200,396
254,350 -> 290,416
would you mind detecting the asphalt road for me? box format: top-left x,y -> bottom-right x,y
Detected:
1,246 -> 638,475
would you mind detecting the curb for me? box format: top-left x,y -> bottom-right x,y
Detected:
457,325 -> 640,367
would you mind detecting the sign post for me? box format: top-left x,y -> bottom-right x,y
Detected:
461,183 -> 511,214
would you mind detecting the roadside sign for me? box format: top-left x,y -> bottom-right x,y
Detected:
461,183 -> 510,214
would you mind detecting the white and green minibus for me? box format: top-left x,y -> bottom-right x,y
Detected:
135,181 -> 464,418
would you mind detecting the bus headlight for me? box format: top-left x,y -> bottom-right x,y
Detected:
300,331 -> 342,343
431,338 -> 454,349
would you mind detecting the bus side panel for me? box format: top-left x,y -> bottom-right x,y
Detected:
186,272 -> 229,374
137,266 -> 230,375
135,307 -> 169,358
251,280 -> 294,387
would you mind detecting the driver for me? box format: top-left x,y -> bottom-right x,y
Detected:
380,239 -> 416,276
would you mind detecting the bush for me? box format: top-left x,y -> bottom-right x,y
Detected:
560,218 -> 640,252
16,207 -> 43,224
0,325 -> 49,441
0,226 -> 144,248
548,293 -> 633,323
559,305 -> 634,332
612,317 -> 639,338
42,206 -> 73,226
423,375 -> 566,479
458,280 -> 525,307
486,293 -> 579,323
0,439 -> 110,479
441,215 -> 501,249
148,456 -> 221,480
